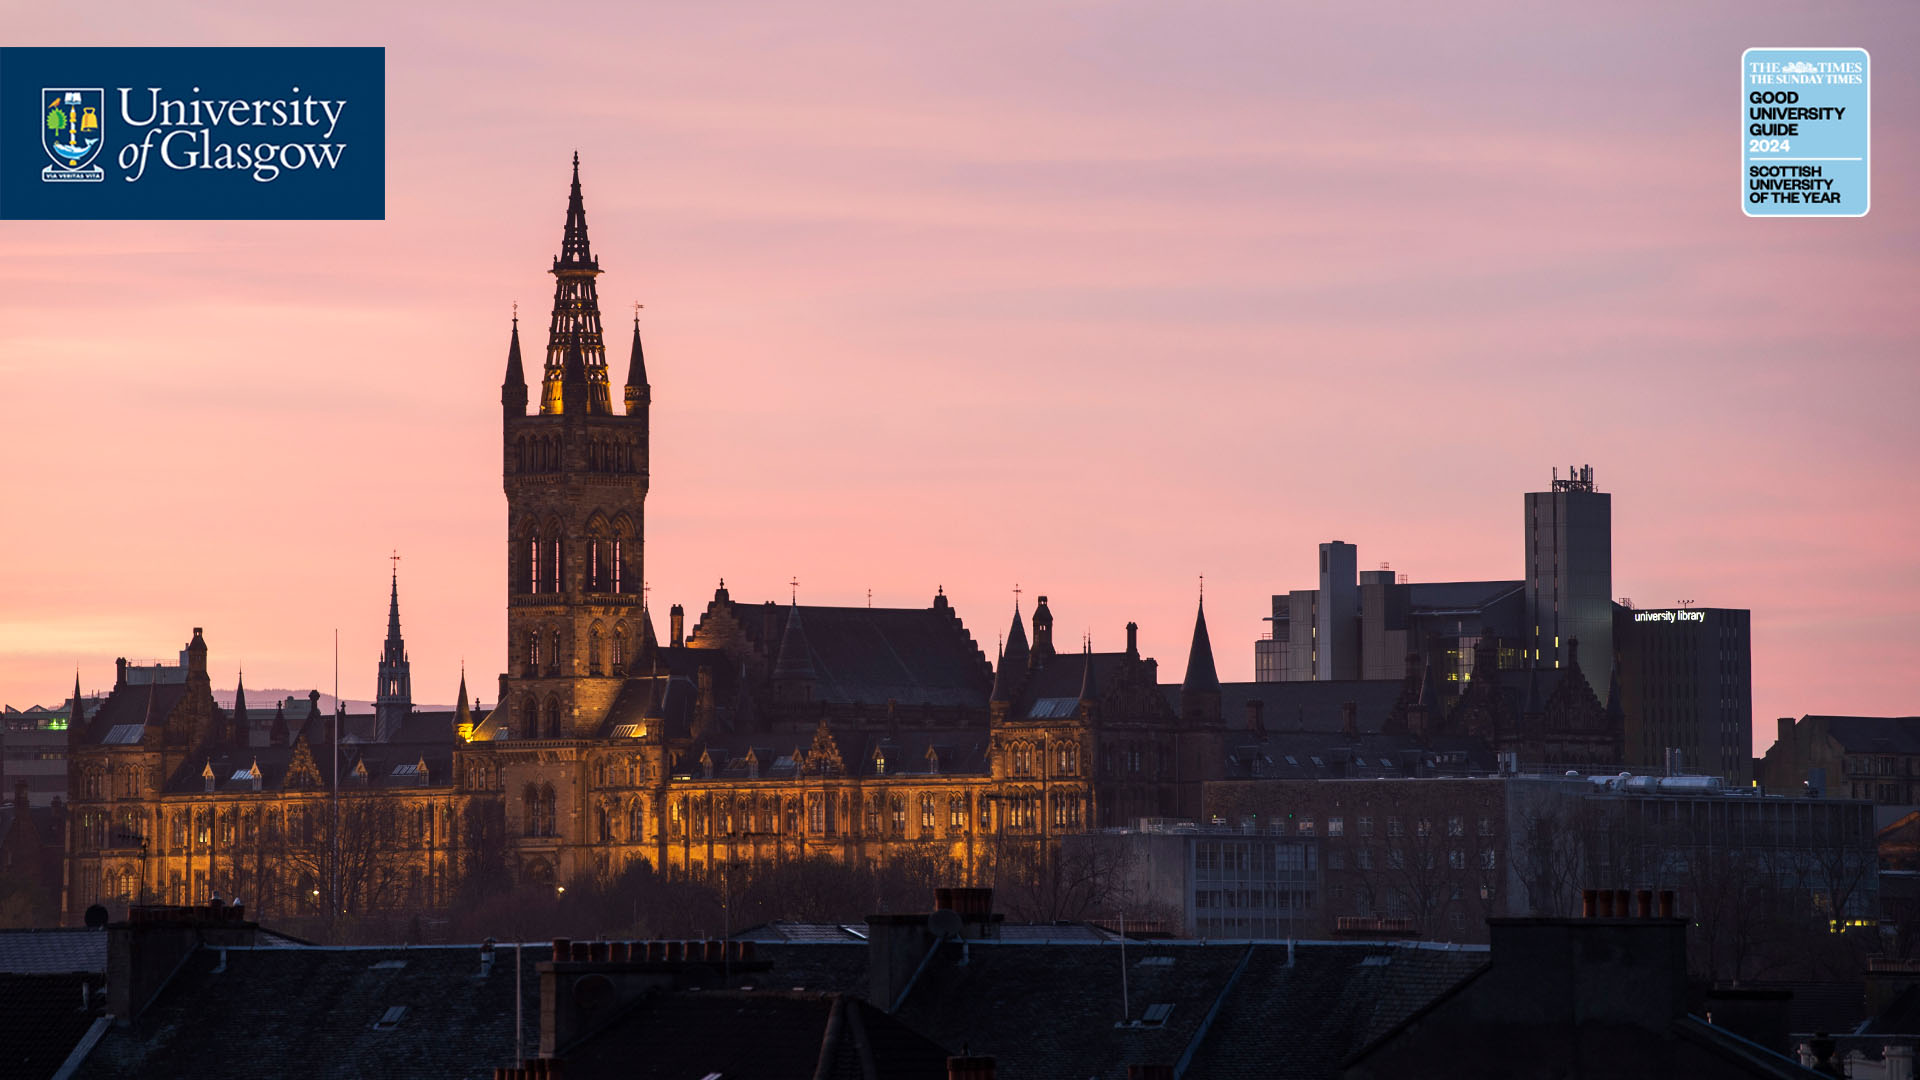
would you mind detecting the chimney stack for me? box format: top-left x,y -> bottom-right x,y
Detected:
669,604 -> 685,648
1125,622 -> 1138,658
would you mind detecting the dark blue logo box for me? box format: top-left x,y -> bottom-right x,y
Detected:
1,46 -> 384,219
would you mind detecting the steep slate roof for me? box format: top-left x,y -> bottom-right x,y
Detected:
1221,732 -> 1495,780
0,929 -> 107,974
1185,942 -> 1489,1078
1011,652 -> 1163,721
78,678 -> 188,743
0,972 -> 104,1080
1817,716 -> 1920,755
891,940 -> 1487,1080
74,944 -> 540,1080
1193,679 -> 1406,733
556,991 -> 949,1080
714,601 -> 993,708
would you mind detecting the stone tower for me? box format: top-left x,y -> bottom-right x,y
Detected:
374,565 -> 412,741
500,155 -> 651,740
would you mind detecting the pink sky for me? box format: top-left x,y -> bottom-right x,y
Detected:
2,3 -> 1915,756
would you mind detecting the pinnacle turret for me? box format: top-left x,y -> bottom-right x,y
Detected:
773,602 -> 816,683
502,315 -> 527,415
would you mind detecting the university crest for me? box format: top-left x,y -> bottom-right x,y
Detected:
42,87 -> 105,182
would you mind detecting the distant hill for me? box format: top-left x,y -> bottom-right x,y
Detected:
211,689 -> 454,713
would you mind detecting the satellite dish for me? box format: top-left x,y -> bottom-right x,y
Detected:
928,908 -> 964,939
84,904 -> 109,929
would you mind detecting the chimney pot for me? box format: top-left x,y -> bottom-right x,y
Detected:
1658,890 -> 1676,918
589,941 -> 610,963
552,938 -> 570,962
1595,890 -> 1614,917
1635,889 -> 1654,918
1582,889 -> 1598,918
570,942 -> 591,963
1613,889 -> 1630,917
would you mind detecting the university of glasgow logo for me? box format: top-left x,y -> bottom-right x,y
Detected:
41,87 -> 105,182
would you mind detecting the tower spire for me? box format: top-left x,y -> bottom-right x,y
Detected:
1181,595 -> 1220,695
231,667 -> 248,747
376,556 -> 412,742
542,154 -> 612,415
68,669 -> 84,749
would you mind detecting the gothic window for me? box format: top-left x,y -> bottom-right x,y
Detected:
529,631 -> 541,671
612,623 -> 627,672
1056,743 -> 1077,776
669,798 -> 684,839
588,627 -> 602,675
544,697 -> 562,739
865,796 -> 882,835
596,804 -> 611,842
920,793 -> 937,833
540,783 -> 557,837
550,630 -> 562,676
523,784 -> 539,835
551,539 -> 563,593
890,795 -> 907,835
613,540 -> 623,593
630,799 -> 645,841
806,794 -> 827,834
516,436 -> 527,473
590,542 -> 601,592
529,539 -> 540,594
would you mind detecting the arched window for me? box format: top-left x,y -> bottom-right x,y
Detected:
612,622 -> 627,673
543,697 -> 561,739
588,626 -> 602,675
551,538 -> 563,592
550,630 -> 562,675
519,695 -> 538,739
528,632 -> 541,671
612,539 -> 623,593
596,804 -> 611,842
629,799 -> 645,841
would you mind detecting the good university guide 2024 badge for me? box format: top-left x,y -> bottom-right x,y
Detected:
1743,47 -> 1869,218
42,87 -> 107,182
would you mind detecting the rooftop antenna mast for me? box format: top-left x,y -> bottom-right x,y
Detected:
331,627 -> 340,927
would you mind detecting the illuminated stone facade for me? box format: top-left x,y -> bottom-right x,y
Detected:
61,163 -> 1229,922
